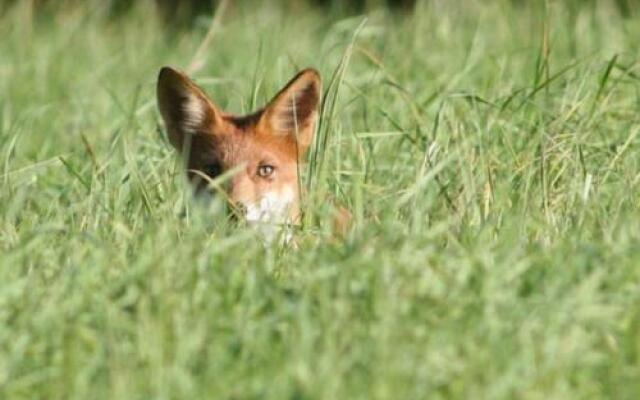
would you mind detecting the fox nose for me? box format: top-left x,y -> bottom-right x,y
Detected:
235,202 -> 247,215
228,201 -> 246,220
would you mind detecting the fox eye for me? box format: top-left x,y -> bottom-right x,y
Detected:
257,164 -> 275,178
203,162 -> 222,178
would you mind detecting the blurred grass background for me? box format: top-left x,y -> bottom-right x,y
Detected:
1,0 -> 640,399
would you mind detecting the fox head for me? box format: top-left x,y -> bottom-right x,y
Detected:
156,67 -> 321,228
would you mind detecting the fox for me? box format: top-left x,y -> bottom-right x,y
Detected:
156,66 -> 322,238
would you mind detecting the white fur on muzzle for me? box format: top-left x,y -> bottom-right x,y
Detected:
243,188 -> 296,244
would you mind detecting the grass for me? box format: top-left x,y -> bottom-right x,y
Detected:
1,0 -> 640,398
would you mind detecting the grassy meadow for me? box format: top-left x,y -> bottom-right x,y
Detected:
1,0 -> 640,398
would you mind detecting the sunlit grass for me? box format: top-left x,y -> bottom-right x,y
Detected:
1,1 -> 640,398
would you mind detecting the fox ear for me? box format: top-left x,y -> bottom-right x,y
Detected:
156,66 -> 221,151
260,69 -> 321,153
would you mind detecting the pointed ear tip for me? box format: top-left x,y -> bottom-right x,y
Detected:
156,67 -> 189,112
300,67 -> 320,75
300,68 -> 321,83
157,66 -> 186,85
158,66 -> 174,78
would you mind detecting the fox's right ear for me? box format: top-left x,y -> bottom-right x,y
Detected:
156,67 -> 221,150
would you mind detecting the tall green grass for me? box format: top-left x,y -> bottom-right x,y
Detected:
1,1 -> 640,398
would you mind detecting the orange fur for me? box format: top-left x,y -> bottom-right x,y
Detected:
157,67 -> 321,227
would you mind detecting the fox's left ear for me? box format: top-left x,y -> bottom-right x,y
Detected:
260,69 -> 321,153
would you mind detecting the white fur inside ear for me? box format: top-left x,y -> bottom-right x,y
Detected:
272,98 -> 298,133
270,90 -> 316,135
181,93 -> 206,134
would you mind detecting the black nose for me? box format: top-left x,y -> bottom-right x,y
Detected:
235,203 -> 247,214
228,202 -> 246,221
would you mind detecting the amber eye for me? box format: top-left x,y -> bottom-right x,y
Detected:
257,164 -> 275,178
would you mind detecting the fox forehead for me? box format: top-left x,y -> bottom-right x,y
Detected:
203,114 -> 299,168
